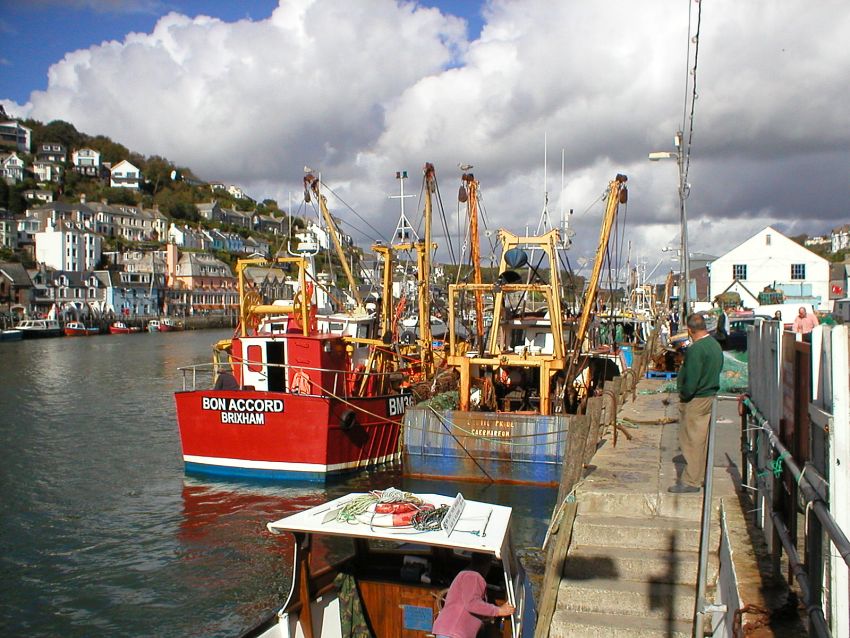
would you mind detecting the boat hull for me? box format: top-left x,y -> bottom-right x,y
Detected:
175,390 -> 406,481
109,324 -> 141,334
64,327 -> 99,336
19,328 -> 63,339
0,329 -> 23,342
403,408 -> 568,485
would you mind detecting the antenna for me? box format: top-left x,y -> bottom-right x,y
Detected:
536,133 -> 551,234
388,170 -> 418,245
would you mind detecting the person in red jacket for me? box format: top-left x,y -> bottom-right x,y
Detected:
432,553 -> 515,638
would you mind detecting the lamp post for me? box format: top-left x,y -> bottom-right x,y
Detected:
649,131 -> 690,318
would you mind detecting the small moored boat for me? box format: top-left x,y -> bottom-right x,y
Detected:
151,317 -> 183,332
0,329 -> 23,342
241,489 -> 535,637
64,321 -> 99,337
109,321 -> 142,334
15,319 -> 63,339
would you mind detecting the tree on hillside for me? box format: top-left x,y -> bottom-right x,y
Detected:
142,155 -> 175,196
155,185 -> 199,221
26,119 -> 83,151
7,184 -> 28,214
103,187 -> 139,206
87,135 -> 131,165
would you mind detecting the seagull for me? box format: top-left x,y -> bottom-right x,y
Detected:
458,163 -> 473,171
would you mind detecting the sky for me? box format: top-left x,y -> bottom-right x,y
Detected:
1,0 -> 849,278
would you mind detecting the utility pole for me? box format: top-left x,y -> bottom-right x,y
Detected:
649,130 -> 690,319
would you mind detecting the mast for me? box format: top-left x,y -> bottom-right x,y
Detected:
418,163 -> 436,371
568,174 -> 628,374
304,173 -> 365,313
460,169 -> 484,350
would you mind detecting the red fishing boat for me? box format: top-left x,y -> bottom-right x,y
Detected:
174,176 -> 414,482
109,321 -> 141,334
64,321 -> 99,336
158,317 -> 183,332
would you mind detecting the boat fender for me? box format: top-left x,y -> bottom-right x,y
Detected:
339,409 -> 358,431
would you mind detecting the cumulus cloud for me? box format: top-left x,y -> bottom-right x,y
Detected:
10,0 -> 850,268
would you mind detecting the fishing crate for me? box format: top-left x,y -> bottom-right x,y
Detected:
645,370 -> 677,380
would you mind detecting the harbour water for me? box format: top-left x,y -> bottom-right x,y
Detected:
0,330 -> 555,637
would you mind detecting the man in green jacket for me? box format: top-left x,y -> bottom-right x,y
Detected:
669,313 -> 724,493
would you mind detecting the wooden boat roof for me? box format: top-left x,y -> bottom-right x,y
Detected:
267,491 -> 513,558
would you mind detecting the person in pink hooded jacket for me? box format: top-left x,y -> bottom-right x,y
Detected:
432,553 -> 515,638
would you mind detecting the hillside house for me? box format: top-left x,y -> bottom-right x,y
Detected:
832,224 -> 850,253
197,201 -> 223,222
110,160 -> 141,189
1,152 -> 26,182
0,120 -> 31,152
71,148 -> 102,177
23,189 -> 54,204
35,143 -> 66,164
33,160 -> 63,184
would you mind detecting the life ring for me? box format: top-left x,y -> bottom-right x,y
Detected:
339,409 -> 358,431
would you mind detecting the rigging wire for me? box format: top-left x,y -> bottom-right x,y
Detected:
681,0 -> 703,190
319,181 -> 386,244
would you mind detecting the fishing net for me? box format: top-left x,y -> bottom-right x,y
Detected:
418,391 -> 459,410
658,349 -> 749,394
719,350 -> 748,393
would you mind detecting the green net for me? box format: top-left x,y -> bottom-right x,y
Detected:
418,391 -> 459,410
659,350 -> 749,394
719,350 -> 748,392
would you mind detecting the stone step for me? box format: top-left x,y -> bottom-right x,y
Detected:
576,488 -> 722,520
557,577 -> 696,621
563,544 -> 712,585
550,610 -> 692,638
571,514 -> 701,552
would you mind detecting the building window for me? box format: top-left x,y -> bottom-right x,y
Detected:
791,264 -> 806,280
733,264 -> 747,280
765,234 -> 771,245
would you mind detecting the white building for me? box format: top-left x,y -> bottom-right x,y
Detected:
0,120 -> 31,152
35,218 -> 102,272
832,224 -> 850,253
168,223 -> 208,250
709,226 -> 830,310
110,160 -> 141,189
1,152 -> 26,182
72,148 -> 102,176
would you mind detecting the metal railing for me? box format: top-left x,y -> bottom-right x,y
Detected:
738,397 -> 850,637
692,395 -> 734,637
177,360 -> 404,397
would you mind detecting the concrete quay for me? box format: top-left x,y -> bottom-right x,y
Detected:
545,377 -> 806,638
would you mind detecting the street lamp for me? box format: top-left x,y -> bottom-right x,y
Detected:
649,131 -> 690,318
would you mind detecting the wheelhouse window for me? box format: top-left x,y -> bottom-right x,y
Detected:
733,264 -> 747,280
791,264 -> 806,280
